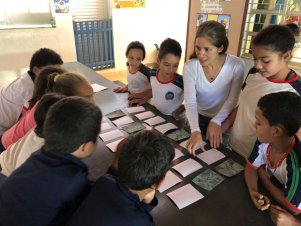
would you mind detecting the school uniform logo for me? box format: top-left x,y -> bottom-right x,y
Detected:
165,91 -> 174,100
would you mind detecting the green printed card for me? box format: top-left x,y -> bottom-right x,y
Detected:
192,169 -> 224,191
214,159 -> 244,177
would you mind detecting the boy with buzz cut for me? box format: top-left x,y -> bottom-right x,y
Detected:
245,91 -> 301,216
0,48 -> 63,135
67,130 -> 175,226
0,96 -> 102,226
150,38 -> 185,120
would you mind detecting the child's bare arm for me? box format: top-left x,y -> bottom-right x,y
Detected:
245,163 -> 270,210
258,167 -> 299,215
113,85 -> 128,93
172,105 -> 185,120
221,107 -> 238,133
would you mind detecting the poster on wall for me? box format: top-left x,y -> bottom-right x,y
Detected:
196,13 -> 231,34
53,0 -> 69,13
113,0 -> 145,9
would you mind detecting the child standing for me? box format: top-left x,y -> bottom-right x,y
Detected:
67,130 -> 175,226
0,48 -> 63,135
226,23 -> 301,158
150,38 -> 184,119
0,96 -> 102,226
113,41 -> 152,105
245,92 -> 301,216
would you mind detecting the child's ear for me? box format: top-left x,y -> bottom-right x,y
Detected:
156,58 -> 161,67
218,45 -> 224,54
272,125 -> 284,137
32,66 -> 42,76
79,141 -> 97,158
283,50 -> 292,61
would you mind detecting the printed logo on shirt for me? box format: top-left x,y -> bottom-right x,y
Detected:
165,91 -> 174,100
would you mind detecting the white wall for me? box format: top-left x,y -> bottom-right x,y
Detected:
111,0 -> 189,74
0,13 -> 77,70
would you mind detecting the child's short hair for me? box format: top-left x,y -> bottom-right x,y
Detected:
118,130 -> 175,190
29,48 -> 63,72
34,93 -> 65,137
158,38 -> 182,60
29,66 -> 66,109
47,72 -> 89,96
258,91 -> 301,136
125,41 -> 146,60
43,96 -> 102,154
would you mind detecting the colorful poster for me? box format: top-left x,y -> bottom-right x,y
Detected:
113,0 -> 145,9
53,0 -> 69,13
196,13 -> 231,34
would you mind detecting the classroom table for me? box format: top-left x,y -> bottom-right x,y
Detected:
0,62 -> 274,226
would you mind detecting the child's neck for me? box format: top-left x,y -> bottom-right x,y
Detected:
128,65 -> 140,74
269,136 -> 294,154
157,70 -> 175,83
270,67 -> 291,81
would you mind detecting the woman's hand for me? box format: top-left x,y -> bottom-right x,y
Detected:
186,131 -> 206,155
206,121 -> 222,149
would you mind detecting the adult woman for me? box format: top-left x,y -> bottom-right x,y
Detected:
183,21 -> 244,154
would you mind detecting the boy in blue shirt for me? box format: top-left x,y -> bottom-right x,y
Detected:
67,130 -> 175,226
0,96 -> 102,226
245,92 -> 301,217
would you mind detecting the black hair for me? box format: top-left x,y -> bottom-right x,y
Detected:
29,66 -> 66,109
47,72 -> 90,96
29,48 -> 63,72
34,93 -> 65,137
194,20 -> 228,55
258,91 -> 301,136
125,41 -> 146,60
158,38 -> 182,60
43,96 -> 102,154
118,130 -> 175,190
252,23 -> 299,56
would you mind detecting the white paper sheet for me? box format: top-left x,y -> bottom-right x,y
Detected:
172,158 -> 203,177
112,116 -> 134,127
91,83 -> 108,92
154,123 -> 177,134
157,171 -> 182,193
99,129 -> 124,142
166,184 -> 204,209
174,148 -> 184,160
144,116 -> 165,126
196,149 -> 225,165
106,138 -> 124,152
135,111 -> 155,120
179,139 -> 206,150
101,122 -> 112,131
143,123 -> 152,131
125,106 -> 146,114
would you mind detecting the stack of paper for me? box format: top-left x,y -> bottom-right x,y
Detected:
112,116 -> 134,127
99,129 -> 124,142
157,171 -> 182,193
196,149 -> 225,165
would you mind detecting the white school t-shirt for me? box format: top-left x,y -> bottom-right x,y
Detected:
127,64 -> 151,94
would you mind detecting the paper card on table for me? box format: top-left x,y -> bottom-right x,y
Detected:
157,171 -> 182,193
174,148 -> 184,160
112,116 -> 134,127
166,184 -> 204,209
125,106 -> 146,114
101,122 -> 112,131
122,121 -> 145,134
172,158 -> 203,177
196,149 -> 225,165
144,116 -> 165,126
214,159 -> 244,177
167,128 -> 190,141
179,139 -> 206,151
106,138 -> 124,152
154,123 -> 177,134
99,129 -> 124,142
135,111 -> 155,120
192,169 -> 225,191
143,123 -> 152,131
91,83 -> 108,92
105,110 -> 126,120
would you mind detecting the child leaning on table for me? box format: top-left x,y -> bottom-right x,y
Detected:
113,41 -> 152,105
0,96 -> 102,226
150,38 -> 185,120
244,91 -> 301,216
67,130 -> 175,226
